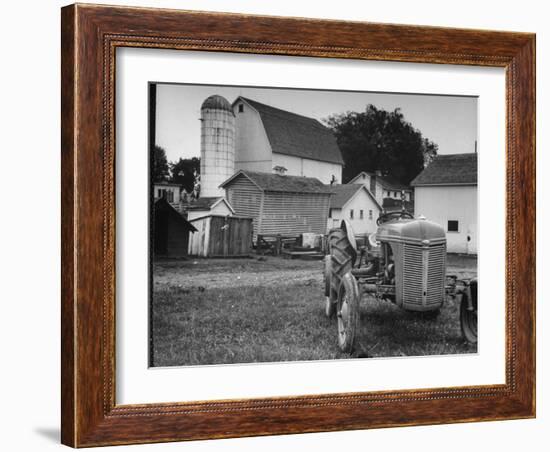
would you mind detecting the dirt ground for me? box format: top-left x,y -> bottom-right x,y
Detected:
153,257 -> 322,291
153,253 -> 476,292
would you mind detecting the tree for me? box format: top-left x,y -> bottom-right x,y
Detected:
324,105 -> 438,185
169,157 -> 200,193
152,145 -> 170,182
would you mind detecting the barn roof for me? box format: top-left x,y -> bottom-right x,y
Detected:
220,170 -> 332,194
236,97 -> 344,165
328,184 -> 382,210
410,153 -> 478,186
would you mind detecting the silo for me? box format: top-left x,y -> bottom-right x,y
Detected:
200,95 -> 235,198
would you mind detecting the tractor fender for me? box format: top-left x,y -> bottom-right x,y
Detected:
340,220 -> 357,253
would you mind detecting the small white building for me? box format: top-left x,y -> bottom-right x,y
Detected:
327,184 -> 382,236
231,97 -> 344,184
153,182 -> 182,204
184,197 -> 235,221
411,153 -> 477,254
348,171 -> 412,205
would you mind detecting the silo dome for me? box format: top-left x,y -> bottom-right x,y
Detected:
201,95 -> 233,112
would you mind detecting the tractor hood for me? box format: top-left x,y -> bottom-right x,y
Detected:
376,217 -> 446,246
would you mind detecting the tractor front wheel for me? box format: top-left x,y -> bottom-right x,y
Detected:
337,272 -> 360,353
460,290 -> 478,343
324,255 -> 336,318
325,295 -> 336,318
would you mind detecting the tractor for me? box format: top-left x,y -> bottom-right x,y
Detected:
323,209 -> 477,353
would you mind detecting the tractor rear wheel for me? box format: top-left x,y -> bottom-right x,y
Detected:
460,290 -> 478,343
329,228 -> 356,281
337,272 -> 360,353
326,228 -> 357,325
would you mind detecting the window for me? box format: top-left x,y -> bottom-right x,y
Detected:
349,209 -> 354,219
369,210 -> 373,220
448,220 -> 459,232
328,208 -> 333,219
360,210 -> 364,219
238,104 -> 244,113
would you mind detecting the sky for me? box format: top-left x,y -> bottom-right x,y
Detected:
155,83 -> 478,163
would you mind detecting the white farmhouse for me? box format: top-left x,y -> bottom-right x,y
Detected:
411,153 -> 477,255
347,171 -> 412,205
231,97 -> 344,184
327,184 -> 382,236
153,182 -> 182,204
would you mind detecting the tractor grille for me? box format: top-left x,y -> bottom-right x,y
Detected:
402,244 -> 446,306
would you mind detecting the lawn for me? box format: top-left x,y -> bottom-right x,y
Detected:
151,255 -> 477,367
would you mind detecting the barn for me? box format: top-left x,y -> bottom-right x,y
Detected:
327,184 -> 382,235
231,97 -> 344,184
411,153 -> 477,254
220,170 -> 332,239
153,198 -> 197,257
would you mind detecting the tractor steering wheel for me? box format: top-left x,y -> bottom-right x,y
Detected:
377,210 -> 414,225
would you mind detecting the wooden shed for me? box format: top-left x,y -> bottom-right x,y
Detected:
220,170 -> 332,239
153,198 -> 197,258
188,215 -> 253,257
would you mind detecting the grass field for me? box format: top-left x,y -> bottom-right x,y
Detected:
151,255 -> 477,367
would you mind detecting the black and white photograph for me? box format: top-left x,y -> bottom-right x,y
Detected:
148,83 -> 479,367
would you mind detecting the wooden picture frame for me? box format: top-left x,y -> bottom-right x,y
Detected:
61,3 -> 535,447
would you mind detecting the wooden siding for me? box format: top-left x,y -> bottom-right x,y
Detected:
188,215 -> 253,257
227,172 -> 330,240
226,177 -> 263,235
187,216 -> 210,257
260,192 -> 330,236
225,174 -> 331,238
209,216 -> 253,257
